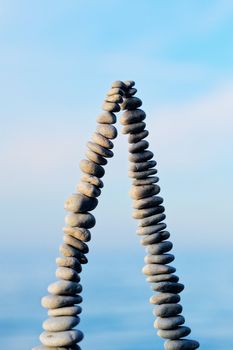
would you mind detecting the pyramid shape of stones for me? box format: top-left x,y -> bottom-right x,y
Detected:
33,81 -> 200,350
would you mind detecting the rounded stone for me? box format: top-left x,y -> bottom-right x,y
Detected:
56,256 -> 82,272
129,140 -> 149,153
140,230 -> 170,245
129,150 -> 153,163
33,346 -> 81,350
133,206 -> 165,219
121,97 -> 142,110
124,87 -> 137,97
130,184 -> 159,200
41,295 -> 82,309
137,223 -> 167,236
154,315 -> 185,330
102,101 -> 120,112
87,141 -> 114,158
63,235 -> 89,253
92,132 -> 114,149
154,304 -> 183,317
150,293 -> 180,305
129,168 -> 157,179
144,253 -> 175,264
96,124 -> 117,139
39,330 -> 83,347
48,281 -> 82,295
106,94 -> 123,103
129,160 -> 156,172
139,213 -> 166,227
107,87 -> 124,96
122,122 -> 146,135
96,112 -> 117,124
124,80 -> 135,88
158,326 -> 191,340
80,159 -> 105,178
59,243 -> 88,264
147,241 -> 173,255
147,273 -> 179,283
120,109 -> 146,125
85,149 -> 107,165
133,176 -> 159,186
152,282 -> 184,294
65,212 -> 95,229
77,182 -> 101,198
142,264 -> 176,275
111,80 -> 127,90
81,174 -> 103,188
133,195 -> 163,209
56,267 -> 80,282
48,305 -> 81,317
43,316 -> 80,332
63,227 -> 91,242
128,130 -> 149,143
164,339 -> 200,350
64,194 -> 98,213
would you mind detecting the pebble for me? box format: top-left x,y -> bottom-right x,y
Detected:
129,160 -> 156,172
133,206 -> 165,219
48,305 -> 81,317
142,264 -> 176,275
124,80 -> 135,88
105,94 -> 123,103
63,227 -> 91,242
56,267 -> 80,282
92,132 -> 114,149
147,273 -> 179,283
129,150 -> 153,163
132,176 -> 159,186
133,195 -> 163,209
158,326 -> 191,340
64,193 -> 98,213
65,212 -> 95,229
59,243 -> 88,264
96,111 -> 117,124
33,346 -> 81,350
140,230 -> 169,245
154,315 -> 185,330
144,253 -> 175,264
80,159 -> 105,178
102,101 -> 120,112
139,213 -> 165,227
137,223 -> 167,235
81,174 -> 104,188
41,295 -> 82,309
107,87 -> 124,96
150,293 -> 180,305
152,282 -> 184,294
121,97 -> 142,110
124,88 -> 137,97
122,122 -> 146,135
56,256 -> 82,272
48,281 -> 82,295
76,182 -> 101,198
120,109 -> 146,125
85,149 -> 107,165
128,130 -> 149,143
96,124 -> 117,139
154,304 -> 183,317
87,141 -> 114,158
129,168 -> 157,179
147,241 -> 173,255
111,80 -> 127,90
39,330 -> 83,347
63,235 -> 88,253
164,339 -> 200,350
130,184 -> 159,200
43,316 -> 80,332
128,140 -> 149,153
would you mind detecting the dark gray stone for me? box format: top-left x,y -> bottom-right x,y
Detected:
96,112 -> 116,124
137,223 -> 167,235
133,195 -> 163,209
112,80 -> 127,90
124,87 -> 137,97
154,315 -> 185,330
153,304 -> 183,317
128,129 -> 149,143
129,150 -> 153,163
150,293 -> 180,305
102,101 -> 120,112
120,109 -> 146,125
164,339 -> 200,350
133,206 -> 165,219
140,230 -> 169,245
121,97 -> 142,110
158,326 -> 191,340
122,122 -> 146,135
124,80 -> 135,88
132,176 -> 159,185
96,124 -> 118,140
129,160 -> 156,172
147,273 -> 179,283
80,159 -> 105,178
129,140 -> 149,153
65,212 -> 95,229
147,241 -> 173,255
129,168 -> 157,179
92,132 -> 114,149
139,213 -> 165,227
152,282 -> 184,294
64,193 -> 98,213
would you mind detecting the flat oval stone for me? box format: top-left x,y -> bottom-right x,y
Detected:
65,212 -> 95,229
152,282 -> 184,294
77,182 -> 101,198
87,141 -> 114,158
154,315 -> 185,330
92,132 -> 114,149
139,213 -> 165,227
133,195 -> 163,209
130,184 -> 159,200
96,112 -> 116,124
111,80 -> 127,90
85,149 -> 107,165
39,330 -> 83,347
129,140 -> 149,153
164,339 -> 200,350
43,316 -> 80,332
137,223 -> 167,235
154,304 -> 183,317
56,256 -> 82,272
102,101 -> 120,112
33,346 -> 81,350
150,293 -> 180,305
147,273 -> 179,283
48,280 -> 82,295
81,174 -> 103,188
133,206 -> 165,219
143,264 -> 176,275
59,243 -> 88,264
41,295 -> 82,309
120,109 -> 146,125
107,87 -> 124,96
144,253 -> 175,264
128,130 -> 149,143
56,267 -> 80,282
48,305 -> 81,317
158,326 -> 191,340
121,97 -> 142,110
129,160 -> 156,172
64,194 -> 98,213
147,241 -> 173,255
124,80 -> 135,88
124,87 -> 137,97
140,230 -> 169,245
129,168 -> 157,179
129,150 -> 153,163
106,94 -> 123,103
63,235 -> 88,253
63,227 -> 91,242
133,176 -> 159,186
80,159 -> 105,178
96,124 -> 117,139
122,122 -> 146,135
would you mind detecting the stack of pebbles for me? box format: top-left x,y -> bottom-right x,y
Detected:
119,81 -> 199,350
32,81 -> 123,350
